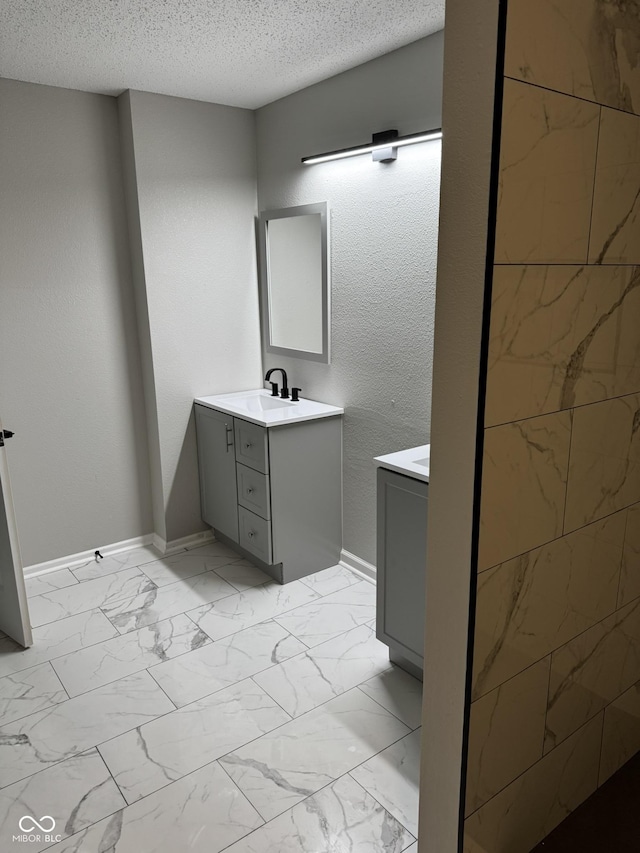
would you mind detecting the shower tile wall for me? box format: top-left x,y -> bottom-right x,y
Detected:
465,1 -> 640,850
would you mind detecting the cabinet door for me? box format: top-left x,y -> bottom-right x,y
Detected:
377,468 -> 427,667
194,405 -> 239,542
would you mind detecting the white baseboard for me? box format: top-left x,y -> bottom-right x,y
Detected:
340,549 -> 376,584
24,529 -> 216,578
152,530 -> 215,554
23,534 -> 154,578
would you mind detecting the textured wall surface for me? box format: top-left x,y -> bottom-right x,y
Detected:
0,78 -> 152,565
122,91 -> 263,544
256,34 -> 444,565
465,1 -> 640,850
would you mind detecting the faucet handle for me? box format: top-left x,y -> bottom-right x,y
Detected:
291,387 -> 301,402
269,382 -> 279,397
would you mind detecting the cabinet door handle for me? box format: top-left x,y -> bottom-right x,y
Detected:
244,442 -> 253,450
247,530 -> 255,539
246,487 -> 254,495
225,424 -> 233,452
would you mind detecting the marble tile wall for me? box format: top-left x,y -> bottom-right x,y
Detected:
466,0 -> 640,849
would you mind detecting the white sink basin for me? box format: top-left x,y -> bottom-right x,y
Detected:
374,444 -> 430,483
194,389 -> 344,428
232,394 -> 295,412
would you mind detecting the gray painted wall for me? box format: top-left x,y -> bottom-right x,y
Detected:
121,91 -> 263,544
255,33 -> 444,565
0,78 -> 153,565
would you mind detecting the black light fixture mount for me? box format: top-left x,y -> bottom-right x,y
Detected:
301,127 -> 442,166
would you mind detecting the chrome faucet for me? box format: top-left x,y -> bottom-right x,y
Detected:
265,367 -> 289,399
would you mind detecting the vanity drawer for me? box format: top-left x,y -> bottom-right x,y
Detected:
238,506 -> 272,563
237,463 -> 271,519
234,419 -> 269,473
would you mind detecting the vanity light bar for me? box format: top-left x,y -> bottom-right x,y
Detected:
301,128 -> 442,165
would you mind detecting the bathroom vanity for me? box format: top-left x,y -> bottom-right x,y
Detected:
194,389 -> 343,584
374,445 -> 429,678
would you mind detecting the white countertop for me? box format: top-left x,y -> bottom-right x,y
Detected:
374,444 -> 430,483
195,389 -> 344,428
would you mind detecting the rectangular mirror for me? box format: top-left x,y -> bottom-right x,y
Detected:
258,202 -> 330,363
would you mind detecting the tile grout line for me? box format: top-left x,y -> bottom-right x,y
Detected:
615,507 -> 631,609
502,74 -> 639,120
90,641 -> 402,808
5,746 -> 128,848
477,498 -> 640,577
485,387 -> 640,431
0,573 -> 377,790
473,591 -> 640,704
2,569 -> 359,680
149,621 -> 385,711
2,619 -> 417,848
0,666 -> 70,727
354,678 -> 421,730
560,407 -> 575,536
585,104 -> 603,264
46,616 -> 215,699
347,770 -> 419,840
465,712 -> 602,821
28,567 -> 161,630
0,673 -> 181,793
493,261 -> 640,267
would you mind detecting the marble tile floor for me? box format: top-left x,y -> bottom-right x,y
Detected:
0,544 -> 422,852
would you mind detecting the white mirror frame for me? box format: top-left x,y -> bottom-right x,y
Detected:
258,202 -> 330,364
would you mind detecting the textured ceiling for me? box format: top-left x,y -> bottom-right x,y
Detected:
0,0 -> 445,109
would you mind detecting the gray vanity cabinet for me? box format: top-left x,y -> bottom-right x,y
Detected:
376,467 -> 427,677
194,405 -> 239,542
195,403 -> 342,584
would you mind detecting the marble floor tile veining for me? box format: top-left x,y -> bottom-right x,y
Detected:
0,749 -> 125,852
0,670 -> 174,788
25,568 -> 79,598
149,619 -> 307,707
350,728 -> 422,837
220,687 -> 410,820
44,760 -> 263,853
253,622 -> 391,717
98,678 -> 290,803
0,661 -> 68,724
102,570 -> 238,634
51,613 -> 210,697
223,774 -> 415,853
28,568 -> 157,628
0,610 -> 118,678
187,579 -> 320,641
273,580 -> 377,647
0,552 -> 423,852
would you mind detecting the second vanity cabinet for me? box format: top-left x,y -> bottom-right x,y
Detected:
375,446 -> 430,678
195,396 -> 342,584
